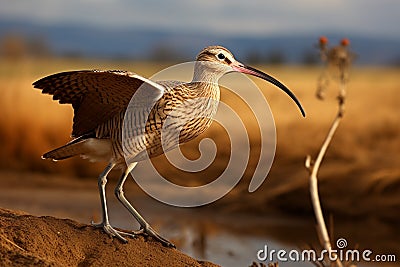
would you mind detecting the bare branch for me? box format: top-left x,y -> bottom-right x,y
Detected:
306,37 -> 353,267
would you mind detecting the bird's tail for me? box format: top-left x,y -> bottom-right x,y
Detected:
42,137 -> 112,162
42,141 -> 88,161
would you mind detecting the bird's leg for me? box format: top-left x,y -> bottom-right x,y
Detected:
115,162 -> 175,248
91,162 -> 133,243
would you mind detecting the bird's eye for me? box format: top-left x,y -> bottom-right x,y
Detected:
217,53 -> 225,60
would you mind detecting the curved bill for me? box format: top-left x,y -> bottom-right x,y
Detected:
232,63 -> 306,117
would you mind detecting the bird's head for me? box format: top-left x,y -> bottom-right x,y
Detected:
196,45 -> 305,117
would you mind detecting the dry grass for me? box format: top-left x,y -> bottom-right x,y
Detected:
0,57 -> 399,216
230,66 -> 399,187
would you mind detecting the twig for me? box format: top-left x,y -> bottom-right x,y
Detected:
305,108 -> 343,266
305,37 -> 351,267
305,79 -> 345,260
0,233 -> 26,252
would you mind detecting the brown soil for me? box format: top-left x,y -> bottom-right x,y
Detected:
0,208 -> 219,267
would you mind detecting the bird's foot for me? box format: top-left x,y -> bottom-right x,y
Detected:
141,225 -> 175,248
90,221 -> 174,248
91,221 -> 136,243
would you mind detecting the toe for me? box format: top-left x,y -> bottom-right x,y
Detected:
145,226 -> 175,248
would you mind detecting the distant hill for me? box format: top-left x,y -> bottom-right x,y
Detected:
1,18 -> 399,65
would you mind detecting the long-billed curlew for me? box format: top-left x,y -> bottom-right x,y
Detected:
33,45 -> 305,247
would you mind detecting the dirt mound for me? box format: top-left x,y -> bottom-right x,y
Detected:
0,208 -> 219,267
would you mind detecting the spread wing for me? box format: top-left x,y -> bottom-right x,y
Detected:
33,70 -> 165,137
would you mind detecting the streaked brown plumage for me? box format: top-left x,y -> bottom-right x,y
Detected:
33,45 -> 305,247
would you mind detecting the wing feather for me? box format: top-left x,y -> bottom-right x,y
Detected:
33,70 -> 164,137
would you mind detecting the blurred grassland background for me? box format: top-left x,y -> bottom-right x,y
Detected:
0,56 -> 399,223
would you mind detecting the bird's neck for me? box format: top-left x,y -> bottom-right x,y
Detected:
189,62 -> 226,101
188,77 -> 220,102
191,70 -> 220,84
191,61 -> 224,84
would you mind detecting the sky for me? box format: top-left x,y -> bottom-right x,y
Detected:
0,0 -> 399,39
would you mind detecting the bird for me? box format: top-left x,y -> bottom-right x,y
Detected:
33,45 -> 305,248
